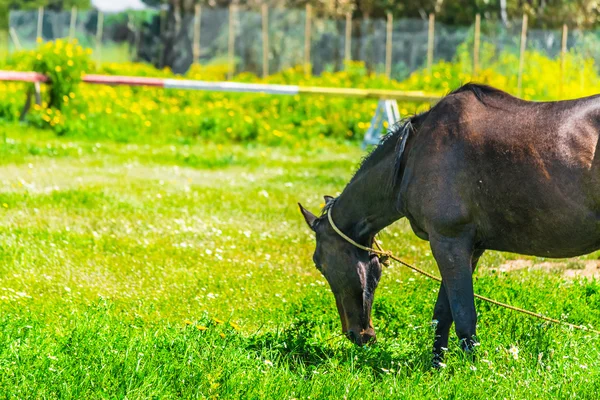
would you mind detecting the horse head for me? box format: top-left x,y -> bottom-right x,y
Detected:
299,197 -> 381,345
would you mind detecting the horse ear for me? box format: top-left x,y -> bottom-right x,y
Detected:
324,195 -> 334,204
298,203 -> 317,230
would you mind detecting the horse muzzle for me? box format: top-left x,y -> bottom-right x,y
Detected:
346,326 -> 376,346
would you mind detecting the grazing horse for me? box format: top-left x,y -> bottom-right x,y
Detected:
298,83 -> 600,365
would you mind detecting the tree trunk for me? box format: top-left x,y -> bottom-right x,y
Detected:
161,0 -> 196,74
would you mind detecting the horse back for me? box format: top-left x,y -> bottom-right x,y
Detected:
402,88 -> 600,257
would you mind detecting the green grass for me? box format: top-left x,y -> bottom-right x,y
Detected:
1,125 -> 600,398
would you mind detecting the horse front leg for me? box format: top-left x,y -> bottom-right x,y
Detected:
430,233 -> 479,354
431,248 -> 484,366
432,282 -> 452,366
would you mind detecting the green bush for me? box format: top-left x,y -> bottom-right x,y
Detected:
10,39 -> 93,110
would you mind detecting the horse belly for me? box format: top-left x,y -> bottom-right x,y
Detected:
481,215 -> 600,258
474,180 -> 600,258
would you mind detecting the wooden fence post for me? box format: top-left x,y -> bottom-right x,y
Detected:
427,13 -> 435,73
345,12 -> 352,62
227,4 -> 236,80
473,13 -> 480,79
95,11 -> 104,68
261,4 -> 269,78
385,12 -> 392,78
560,24 -> 567,97
69,7 -> 77,40
304,4 -> 312,77
36,6 -> 44,41
193,4 -> 201,63
517,14 -> 528,98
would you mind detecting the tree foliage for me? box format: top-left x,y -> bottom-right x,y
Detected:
139,0 -> 600,29
2,0 -> 90,10
3,0 -> 598,28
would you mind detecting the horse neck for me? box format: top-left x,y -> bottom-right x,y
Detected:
332,148 -> 403,245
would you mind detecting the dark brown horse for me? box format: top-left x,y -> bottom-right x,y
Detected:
299,84 -> 600,365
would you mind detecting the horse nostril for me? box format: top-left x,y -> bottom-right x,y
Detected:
346,330 -> 358,343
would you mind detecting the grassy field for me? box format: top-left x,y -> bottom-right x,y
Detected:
1,124 -> 600,398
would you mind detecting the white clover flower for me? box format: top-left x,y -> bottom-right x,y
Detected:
509,345 -> 519,360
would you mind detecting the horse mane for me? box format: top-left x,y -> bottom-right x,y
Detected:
446,82 -> 506,104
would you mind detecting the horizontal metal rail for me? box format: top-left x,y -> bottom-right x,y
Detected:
0,70 -> 442,103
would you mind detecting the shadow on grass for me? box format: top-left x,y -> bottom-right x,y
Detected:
245,309 -> 434,377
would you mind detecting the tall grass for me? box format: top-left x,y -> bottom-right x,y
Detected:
0,125 -> 599,398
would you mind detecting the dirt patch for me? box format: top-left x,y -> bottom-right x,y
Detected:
498,259 -> 600,279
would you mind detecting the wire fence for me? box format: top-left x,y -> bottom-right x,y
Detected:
7,6 -> 600,80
